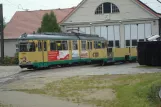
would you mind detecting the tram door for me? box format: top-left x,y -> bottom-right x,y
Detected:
71,40 -> 80,60
87,41 -> 93,58
37,40 -> 48,67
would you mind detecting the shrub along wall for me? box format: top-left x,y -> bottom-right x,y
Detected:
0,53 -> 19,65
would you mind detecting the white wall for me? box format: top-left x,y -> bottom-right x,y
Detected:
0,40 -> 17,57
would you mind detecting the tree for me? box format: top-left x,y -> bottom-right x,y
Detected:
37,11 -> 61,33
3,17 -> 6,29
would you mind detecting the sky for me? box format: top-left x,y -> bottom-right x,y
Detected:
1,0 -> 82,22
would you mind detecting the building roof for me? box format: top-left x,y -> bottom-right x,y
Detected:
61,0 -> 161,23
4,7 -> 75,39
4,0 -> 161,39
138,0 -> 161,15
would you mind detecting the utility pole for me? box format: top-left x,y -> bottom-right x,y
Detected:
0,4 -> 4,63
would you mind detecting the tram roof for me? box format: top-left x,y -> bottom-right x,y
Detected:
18,32 -> 105,41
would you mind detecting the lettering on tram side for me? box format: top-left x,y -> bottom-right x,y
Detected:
93,52 -> 99,58
48,51 -> 69,61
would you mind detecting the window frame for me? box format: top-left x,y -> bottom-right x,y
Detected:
50,40 -> 57,51
95,2 -> 120,15
73,40 -> 78,50
94,41 -> 102,49
81,40 -> 87,50
19,42 -> 36,52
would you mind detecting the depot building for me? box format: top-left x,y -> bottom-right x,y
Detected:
61,0 -> 161,48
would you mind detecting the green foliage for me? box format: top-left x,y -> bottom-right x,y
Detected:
12,53 -> 19,64
1,53 -> 19,65
3,56 -> 11,65
3,17 -> 6,29
0,102 -> 13,107
37,11 -> 61,33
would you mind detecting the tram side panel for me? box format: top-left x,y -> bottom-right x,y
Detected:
112,48 -> 129,62
19,40 -> 45,69
90,41 -> 108,62
130,48 -> 137,61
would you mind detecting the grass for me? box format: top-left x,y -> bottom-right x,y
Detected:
0,103 -> 12,107
16,73 -> 161,107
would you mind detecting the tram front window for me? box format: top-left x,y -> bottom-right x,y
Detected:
19,42 -> 35,52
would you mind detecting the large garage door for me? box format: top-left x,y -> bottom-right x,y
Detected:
95,25 -> 120,48
124,23 -> 152,48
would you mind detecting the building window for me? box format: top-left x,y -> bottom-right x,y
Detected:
115,40 -> 120,48
95,2 -> 119,14
108,41 -> 114,47
95,4 -> 103,14
132,40 -> 137,47
112,4 -> 119,13
126,40 -> 130,47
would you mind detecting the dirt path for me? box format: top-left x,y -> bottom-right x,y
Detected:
0,91 -> 90,107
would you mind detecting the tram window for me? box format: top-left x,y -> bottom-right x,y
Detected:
20,43 -> 28,52
50,41 -> 56,51
73,41 -> 78,50
56,41 -> 62,50
29,42 -> 36,52
115,40 -> 120,48
81,41 -> 86,50
69,41 -> 72,50
19,42 -> 35,52
90,42 -> 92,49
102,41 -> 105,48
94,41 -> 97,49
44,41 -> 47,51
97,41 -> 101,49
88,42 -> 92,50
132,40 -> 137,46
62,41 -> 68,50
107,48 -> 112,53
94,41 -> 102,49
88,42 -> 90,50
108,41 -> 113,47
38,41 -> 42,51
126,40 -> 130,47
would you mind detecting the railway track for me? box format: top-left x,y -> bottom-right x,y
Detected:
0,70 -> 34,88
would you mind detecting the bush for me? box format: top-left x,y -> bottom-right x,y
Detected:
3,56 -> 12,65
0,53 -> 19,65
12,53 -> 19,65
147,84 -> 161,106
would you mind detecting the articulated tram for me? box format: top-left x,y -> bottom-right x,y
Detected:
18,32 -> 137,69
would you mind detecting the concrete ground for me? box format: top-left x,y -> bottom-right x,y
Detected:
0,63 -> 161,107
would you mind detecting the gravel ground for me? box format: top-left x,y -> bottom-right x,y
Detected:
1,63 -> 161,89
0,62 -> 161,107
0,66 -> 21,78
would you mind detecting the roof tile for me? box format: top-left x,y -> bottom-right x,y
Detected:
4,7 -> 75,38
